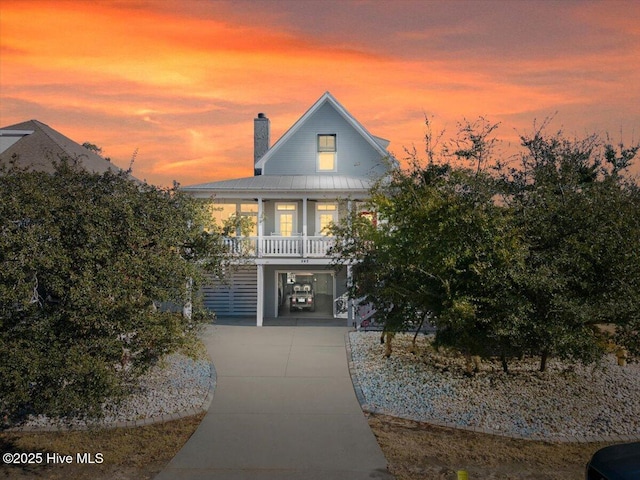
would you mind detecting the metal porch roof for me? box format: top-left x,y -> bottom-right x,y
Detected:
182,174 -> 375,195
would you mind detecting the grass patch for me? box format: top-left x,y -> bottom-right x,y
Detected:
368,413 -> 613,480
0,413 -> 204,480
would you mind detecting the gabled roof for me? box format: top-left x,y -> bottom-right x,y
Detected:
0,120 -> 126,175
254,92 -> 393,171
182,174 -> 374,199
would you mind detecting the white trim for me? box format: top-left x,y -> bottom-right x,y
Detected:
347,265 -> 353,325
257,197 -> 263,257
188,190 -> 369,200
275,202 -> 298,236
256,264 -> 264,326
256,257 -> 333,265
315,202 -> 338,235
317,134 -> 337,172
0,129 -> 34,136
302,197 -> 308,237
274,270 -> 279,318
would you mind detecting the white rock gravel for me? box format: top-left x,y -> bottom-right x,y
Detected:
20,353 -> 212,429
349,331 -> 640,441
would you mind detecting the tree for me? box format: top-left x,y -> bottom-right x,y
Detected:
503,129 -> 640,370
332,118 -> 640,373
0,158 -> 237,422
332,132 -> 529,371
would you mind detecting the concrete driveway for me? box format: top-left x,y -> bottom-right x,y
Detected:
154,323 -> 394,480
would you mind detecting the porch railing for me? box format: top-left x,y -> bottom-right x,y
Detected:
262,236 -> 302,256
304,236 -> 335,256
222,237 -> 257,255
222,235 -> 334,258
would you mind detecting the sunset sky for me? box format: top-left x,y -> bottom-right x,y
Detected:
1,0 -> 639,186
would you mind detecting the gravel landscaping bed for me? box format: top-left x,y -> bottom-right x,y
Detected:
17,353 -> 213,430
349,331 -> 640,441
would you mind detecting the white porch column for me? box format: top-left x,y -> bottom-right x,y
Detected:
256,263 -> 264,327
347,264 -> 354,327
347,199 -> 354,327
257,197 -> 263,258
302,196 -> 308,258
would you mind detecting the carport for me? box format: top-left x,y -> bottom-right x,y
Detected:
276,270 -> 334,318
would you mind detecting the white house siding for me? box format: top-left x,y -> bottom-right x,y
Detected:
263,103 -> 387,178
202,266 -> 257,316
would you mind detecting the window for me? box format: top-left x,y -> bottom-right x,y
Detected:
208,203 -> 236,233
240,203 -> 259,213
359,211 -> 377,227
209,202 -> 257,236
276,203 -> 297,236
239,203 -> 258,236
316,203 -> 338,235
317,134 -> 336,172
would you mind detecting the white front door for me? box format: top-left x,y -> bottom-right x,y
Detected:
276,203 -> 297,236
316,203 -> 338,235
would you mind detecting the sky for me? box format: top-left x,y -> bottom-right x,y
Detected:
1,0 -> 639,187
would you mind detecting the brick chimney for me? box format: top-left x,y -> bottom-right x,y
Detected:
254,113 -> 270,176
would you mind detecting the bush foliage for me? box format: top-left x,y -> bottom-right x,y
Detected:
0,160 -> 233,422
331,121 -> 640,372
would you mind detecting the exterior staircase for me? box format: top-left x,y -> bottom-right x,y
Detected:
334,293 -> 377,329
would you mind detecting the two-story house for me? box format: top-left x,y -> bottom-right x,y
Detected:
182,92 -> 394,326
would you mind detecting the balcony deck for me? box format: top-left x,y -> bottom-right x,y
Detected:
223,235 -> 335,258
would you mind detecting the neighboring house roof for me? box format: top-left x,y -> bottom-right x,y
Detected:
254,91 -> 395,171
182,174 -> 375,199
0,119 -> 126,175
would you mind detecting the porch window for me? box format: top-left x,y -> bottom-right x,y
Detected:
276,203 -> 297,236
316,203 -> 338,235
360,211 -> 377,227
317,134 -> 336,172
239,203 -> 258,236
209,203 -> 236,233
209,202 -> 258,236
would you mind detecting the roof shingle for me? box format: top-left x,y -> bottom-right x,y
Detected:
0,120 -> 127,175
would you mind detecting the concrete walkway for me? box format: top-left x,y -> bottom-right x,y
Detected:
155,324 -> 394,480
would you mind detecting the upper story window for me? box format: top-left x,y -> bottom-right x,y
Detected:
317,134 -> 337,172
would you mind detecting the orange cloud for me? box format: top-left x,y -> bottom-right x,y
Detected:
1,1 -> 638,186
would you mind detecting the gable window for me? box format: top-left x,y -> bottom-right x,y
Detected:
317,134 -> 337,172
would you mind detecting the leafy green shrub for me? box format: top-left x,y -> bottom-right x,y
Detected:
0,159 -> 229,422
